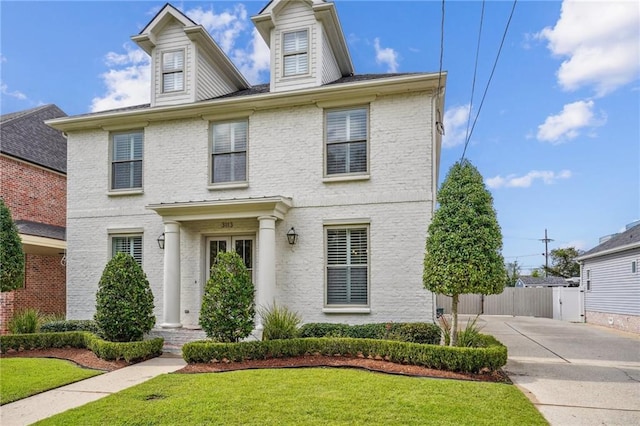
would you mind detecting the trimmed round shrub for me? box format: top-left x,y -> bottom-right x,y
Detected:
94,253 -> 155,342
200,251 -> 255,342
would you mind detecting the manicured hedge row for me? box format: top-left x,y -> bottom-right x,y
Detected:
0,332 -> 163,363
182,335 -> 507,373
298,322 -> 441,345
40,320 -> 100,334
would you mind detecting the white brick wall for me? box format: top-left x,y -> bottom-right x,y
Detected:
65,90 -> 437,325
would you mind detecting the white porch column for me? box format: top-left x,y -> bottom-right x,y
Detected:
256,215 -> 277,330
161,221 -> 182,328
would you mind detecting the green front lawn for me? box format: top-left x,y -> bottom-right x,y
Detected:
35,368 -> 547,425
0,358 -> 103,405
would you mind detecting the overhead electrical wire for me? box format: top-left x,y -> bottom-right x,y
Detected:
435,0 -> 445,136
461,0 -> 518,161
463,0 -> 485,159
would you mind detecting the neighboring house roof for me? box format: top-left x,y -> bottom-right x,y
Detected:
15,220 -> 66,241
0,104 -> 67,173
517,276 -> 568,287
577,222 -> 640,261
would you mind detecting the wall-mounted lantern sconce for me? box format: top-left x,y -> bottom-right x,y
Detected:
287,227 -> 298,245
157,233 -> 165,249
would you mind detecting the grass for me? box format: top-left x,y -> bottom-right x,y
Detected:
0,358 -> 103,405
35,369 -> 547,425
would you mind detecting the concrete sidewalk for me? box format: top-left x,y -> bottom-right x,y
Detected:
475,315 -> 640,426
0,353 -> 186,426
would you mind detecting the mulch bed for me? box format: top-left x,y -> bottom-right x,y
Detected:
1,348 -> 511,383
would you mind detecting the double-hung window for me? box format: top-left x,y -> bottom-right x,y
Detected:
111,131 -> 143,190
162,50 -> 184,92
283,30 -> 308,76
112,235 -> 143,266
211,120 -> 248,184
325,107 -> 368,175
326,227 -> 369,305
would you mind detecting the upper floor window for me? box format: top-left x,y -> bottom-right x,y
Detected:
111,131 -> 143,190
211,120 -> 248,184
326,226 -> 369,306
162,50 -> 184,92
283,30 -> 308,76
325,107 -> 368,175
112,235 -> 143,266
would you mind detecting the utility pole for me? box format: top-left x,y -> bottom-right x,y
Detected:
540,228 -> 553,277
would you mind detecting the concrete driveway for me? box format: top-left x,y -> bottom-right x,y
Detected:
473,315 -> 640,426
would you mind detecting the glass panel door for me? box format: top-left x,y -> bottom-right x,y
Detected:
206,237 -> 254,281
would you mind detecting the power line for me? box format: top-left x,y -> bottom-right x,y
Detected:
461,0 -> 518,161
435,0 -> 446,136
463,0 -> 485,159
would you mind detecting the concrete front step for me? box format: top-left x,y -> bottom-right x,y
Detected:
147,327 -> 207,348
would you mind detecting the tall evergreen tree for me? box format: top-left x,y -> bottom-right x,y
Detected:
0,198 -> 25,292
423,160 -> 505,346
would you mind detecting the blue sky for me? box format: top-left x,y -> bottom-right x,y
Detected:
2,0 -> 639,273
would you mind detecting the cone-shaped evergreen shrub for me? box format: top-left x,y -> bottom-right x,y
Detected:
200,251 -> 255,342
94,252 -> 155,342
0,198 -> 25,292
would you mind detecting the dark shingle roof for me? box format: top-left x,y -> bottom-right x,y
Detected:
518,276 -> 568,286
15,220 -> 66,241
580,222 -> 640,258
0,104 -> 67,173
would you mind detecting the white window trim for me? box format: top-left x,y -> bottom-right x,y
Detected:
585,269 -> 591,291
209,119 -> 249,186
324,223 -> 370,310
161,49 -> 185,94
323,106 -> 370,178
282,28 -> 310,78
109,231 -> 144,266
109,130 -> 144,193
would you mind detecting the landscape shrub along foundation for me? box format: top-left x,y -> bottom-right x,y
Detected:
0,332 -> 163,363
182,336 -> 507,374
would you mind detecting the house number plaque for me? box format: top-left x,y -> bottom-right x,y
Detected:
221,222 -> 233,229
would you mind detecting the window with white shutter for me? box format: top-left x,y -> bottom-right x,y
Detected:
283,30 -> 308,76
326,227 -> 369,305
325,107 -> 368,175
112,235 -> 143,266
211,120 -> 248,184
162,50 -> 184,92
111,131 -> 143,190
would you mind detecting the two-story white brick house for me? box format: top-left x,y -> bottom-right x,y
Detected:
48,0 -> 446,333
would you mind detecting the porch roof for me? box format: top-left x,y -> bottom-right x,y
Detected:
146,196 -> 293,222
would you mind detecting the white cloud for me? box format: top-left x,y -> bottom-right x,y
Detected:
486,170 -> 572,189
442,104 -> 470,148
91,4 -> 270,112
536,100 -> 605,143
232,28 -> 270,85
0,81 -> 27,100
90,44 -> 151,112
373,38 -> 399,73
562,240 -> 587,251
186,5 -> 247,53
0,55 -> 6,63
537,1 -> 640,97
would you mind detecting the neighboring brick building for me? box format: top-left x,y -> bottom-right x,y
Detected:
48,1 -> 446,335
0,104 -> 67,333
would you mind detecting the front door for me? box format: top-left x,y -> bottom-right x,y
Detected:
206,236 -> 254,281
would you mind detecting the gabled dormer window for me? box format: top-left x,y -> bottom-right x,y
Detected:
162,50 -> 184,92
283,30 -> 308,76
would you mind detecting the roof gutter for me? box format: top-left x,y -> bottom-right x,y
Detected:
46,73 -> 445,132
576,241 -> 640,262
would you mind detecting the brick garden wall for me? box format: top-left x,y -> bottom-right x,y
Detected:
0,156 -> 67,334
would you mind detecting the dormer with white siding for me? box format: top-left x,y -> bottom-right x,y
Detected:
252,0 -> 354,93
132,4 -> 250,107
